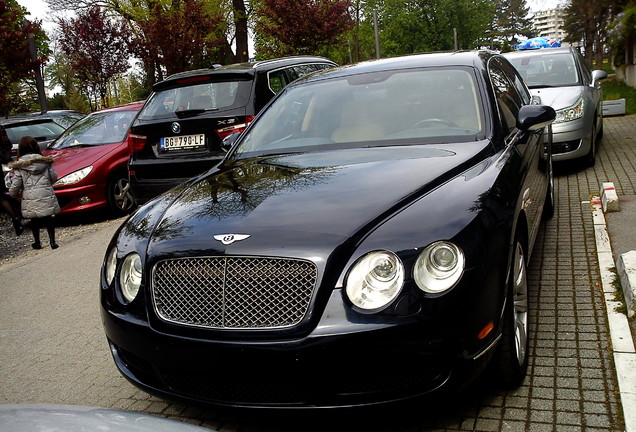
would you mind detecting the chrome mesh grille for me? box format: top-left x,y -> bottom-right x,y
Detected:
151,257 -> 317,330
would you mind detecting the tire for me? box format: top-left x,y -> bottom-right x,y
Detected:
493,238 -> 529,389
108,175 -> 136,214
583,126 -> 597,167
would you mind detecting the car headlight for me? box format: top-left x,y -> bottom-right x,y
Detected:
345,251 -> 404,312
120,253 -> 142,303
413,242 -> 464,294
104,247 -> 118,286
554,98 -> 584,123
53,166 -> 93,186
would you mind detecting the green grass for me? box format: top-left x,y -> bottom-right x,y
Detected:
602,77 -> 636,115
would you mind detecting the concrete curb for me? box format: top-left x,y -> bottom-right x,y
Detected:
617,251 -> 636,319
591,196 -> 636,432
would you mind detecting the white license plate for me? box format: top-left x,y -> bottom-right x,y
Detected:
160,134 -> 205,151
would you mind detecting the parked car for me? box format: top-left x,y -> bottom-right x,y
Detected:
0,117 -> 67,156
127,56 -> 337,204
43,102 -> 142,215
504,46 -> 607,166
0,404 -> 214,432
24,110 -> 85,128
101,51 -> 555,408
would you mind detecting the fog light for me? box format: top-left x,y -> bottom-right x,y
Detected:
79,196 -> 91,205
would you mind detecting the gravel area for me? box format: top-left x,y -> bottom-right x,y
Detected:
0,211 -> 127,267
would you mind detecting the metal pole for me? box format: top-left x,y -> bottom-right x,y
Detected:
374,10 -> 380,59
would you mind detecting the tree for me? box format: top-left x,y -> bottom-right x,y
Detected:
46,0 -> 251,83
490,0 -> 533,52
562,0 -> 615,67
255,0 -> 353,57
57,5 -> 132,109
366,0 -> 495,57
132,0 -> 227,78
0,0 -> 48,115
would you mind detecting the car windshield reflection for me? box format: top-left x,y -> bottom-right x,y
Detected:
232,68 -> 484,160
50,111 -> 137,149
507,52 -> 580,88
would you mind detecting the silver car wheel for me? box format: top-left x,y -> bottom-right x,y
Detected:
512,242 -> 528,366
112,177 -> 135,212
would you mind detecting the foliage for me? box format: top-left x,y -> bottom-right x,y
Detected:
0,0 -> 48,116
606,2 -> 636,66
489,0 -> 533,52
132,0 -> 227,78
368,0 -> 495,57
562,0 -> 614,67
255,0 -> 353,57
57,5 -> 132,109
602,77 -> 636,115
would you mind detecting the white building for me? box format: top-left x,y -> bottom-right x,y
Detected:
532,8 -> 566,42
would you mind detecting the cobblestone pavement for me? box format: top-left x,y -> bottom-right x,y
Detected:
1,116 -> 634,431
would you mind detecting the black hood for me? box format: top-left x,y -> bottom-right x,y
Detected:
144,142 -> 491,259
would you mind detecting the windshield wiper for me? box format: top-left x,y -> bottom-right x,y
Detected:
175,108 -> 217,118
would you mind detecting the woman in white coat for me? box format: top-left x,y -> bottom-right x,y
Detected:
9,136 -> 60,249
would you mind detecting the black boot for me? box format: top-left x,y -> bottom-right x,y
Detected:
47,222 -> 58,249
31,226 -> 42,249
12,217 -> 23,236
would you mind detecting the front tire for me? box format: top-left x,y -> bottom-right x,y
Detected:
108,175 -> 136,214
493,238 -> 529,389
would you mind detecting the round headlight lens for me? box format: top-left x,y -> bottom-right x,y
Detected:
120,253 -> 142,303
346,251 -> 404,311
104,247 -> 118,286
413,242 -> 464,294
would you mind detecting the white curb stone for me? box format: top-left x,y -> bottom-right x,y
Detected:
602,182 -> 620,213
617,250 -> 636,319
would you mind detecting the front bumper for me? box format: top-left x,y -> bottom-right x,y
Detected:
549,117 -> 594,162
101,289 -> 492,408
54,183 -> 107,215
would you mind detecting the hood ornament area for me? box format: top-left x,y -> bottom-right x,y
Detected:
214,234 -> 251,245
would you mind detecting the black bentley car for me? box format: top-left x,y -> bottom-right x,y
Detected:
101,51 -> 556,408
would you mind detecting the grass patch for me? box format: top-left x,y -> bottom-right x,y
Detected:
602,77 -> 636,115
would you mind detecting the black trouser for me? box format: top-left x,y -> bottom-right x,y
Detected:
30,215 -> 56,246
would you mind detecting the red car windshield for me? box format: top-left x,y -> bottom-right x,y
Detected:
50,110 -> 137,149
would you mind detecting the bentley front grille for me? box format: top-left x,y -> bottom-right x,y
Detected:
151,256 -> 317,330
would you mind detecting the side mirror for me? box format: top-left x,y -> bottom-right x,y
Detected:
517,105 -> 556,131
221,132 -> 241,152
591,70 -> 608,85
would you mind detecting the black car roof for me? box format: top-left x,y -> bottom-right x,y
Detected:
0,117 -> 64,127
503,47 -> 573,58
153,56 -> 337,92
292,50 -> 496,85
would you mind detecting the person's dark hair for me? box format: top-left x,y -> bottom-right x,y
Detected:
17,136 -> 41,158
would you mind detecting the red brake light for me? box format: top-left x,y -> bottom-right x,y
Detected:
215,116 -> 255,140
127,133 -> 147,153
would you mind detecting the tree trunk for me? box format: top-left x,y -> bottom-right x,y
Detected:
233,0 -> 249,62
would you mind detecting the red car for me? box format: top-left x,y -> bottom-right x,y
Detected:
44,102 -> 143,215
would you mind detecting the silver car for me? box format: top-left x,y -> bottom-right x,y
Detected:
504,47 -> 607,166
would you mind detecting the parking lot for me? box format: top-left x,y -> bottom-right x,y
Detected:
1,115 -> 634,431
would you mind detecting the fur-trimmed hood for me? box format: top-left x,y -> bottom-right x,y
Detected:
9,154 -> 55,175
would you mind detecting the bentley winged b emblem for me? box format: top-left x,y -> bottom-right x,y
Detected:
214,234 -> 251,245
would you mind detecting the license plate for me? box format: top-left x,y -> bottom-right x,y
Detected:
160,134 -> 205,151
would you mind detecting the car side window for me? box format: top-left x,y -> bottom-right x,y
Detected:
576,51 -> 592,85
489,60 -> 524,134
269,70 -> 288,93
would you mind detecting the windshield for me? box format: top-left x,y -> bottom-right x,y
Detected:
232,67 -> 484,160
4,121 -> 65,144
50,110 -> 137,149
138,80 -> 252,120
507,52 -> 580,88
